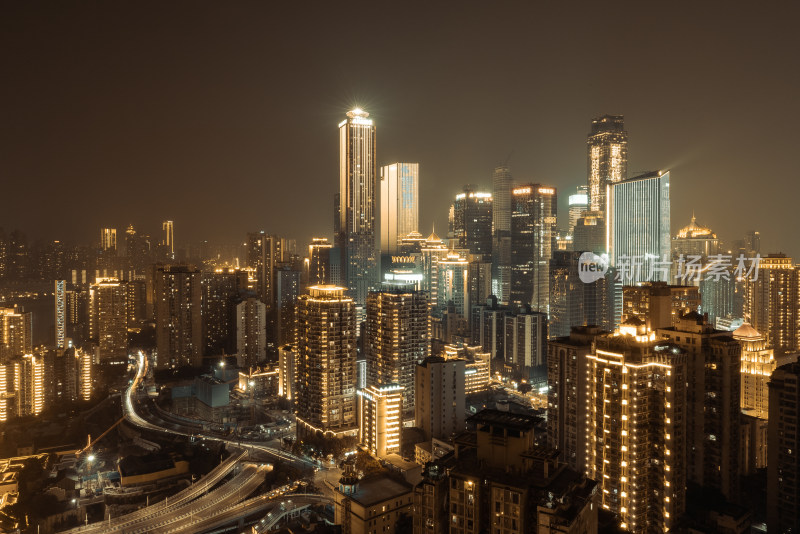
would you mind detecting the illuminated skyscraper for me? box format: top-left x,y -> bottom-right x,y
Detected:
0,307 -> 31,362
357,383 -> 403,458
296,285 -> 357,435
162,220 -> 174,258
509,184 -> 557,312
492,165 -> 513,303
54,280 -> 66,350
100,227 -> 117,252
380,163 -> 419,256
607,170 -> 671,284
449,186 -> 492,257
436,251 -> 469,317
587,115 -> 627,212
586,330 -> 687,533
13,354 -> 45,417
275,265 -> 301,346
236,294 -> 267,368
744,254 -> 798,355
154,264 -> 203,368
568,185 -> 589,235
657,312 -> 742,501
88,278 -> 128,364
247,231 -> 271,304
366,285 -> 428,416
278,344 -> 296,401
734,323 -> 776,418
307,237 -> 332,286
336,108 -> 377,307
547,326 -> 603,474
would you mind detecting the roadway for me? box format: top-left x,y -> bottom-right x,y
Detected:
124,352 -> 315,468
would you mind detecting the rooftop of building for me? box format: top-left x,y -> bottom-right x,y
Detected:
343,473 -> 412,508
467,409 -> 541,432
733,322 -> 762,339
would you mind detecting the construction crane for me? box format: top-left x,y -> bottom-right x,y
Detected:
77,416 -> 125,456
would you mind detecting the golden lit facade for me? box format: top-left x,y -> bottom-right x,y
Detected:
734,323 -> 775,418
77,347 -> 92,402
296,285 -> 357,435
278,344 -> 296,401
587,115 -> 627,212
162,220 -> 174,257
100,227 -> 117,251
0,306 -> 32,359
358,383 -> 403,457
366,287 -> 428,415
622,282 -> 700,330
13,354 -> 45,417
586,335 -> 687,533
743,254 -> 798,354
0,364 -> 10,422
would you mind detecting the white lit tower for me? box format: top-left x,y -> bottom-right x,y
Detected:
336,108 -> 377,308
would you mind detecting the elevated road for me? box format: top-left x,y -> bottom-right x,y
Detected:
124,353 -> 313,468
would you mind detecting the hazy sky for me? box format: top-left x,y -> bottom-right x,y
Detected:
2,2 -> 798,255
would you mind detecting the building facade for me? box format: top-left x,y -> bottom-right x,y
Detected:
587,114 -> 627,213
336,108 -> 378,307
295,285 -> 357,435
380,163 -> 419,256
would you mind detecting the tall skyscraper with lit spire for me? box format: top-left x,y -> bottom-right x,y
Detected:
587,115 -> 627,212
336,108 -> 377,307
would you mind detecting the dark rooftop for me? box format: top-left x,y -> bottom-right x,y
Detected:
467,409 -> 540,432
347,474 -> 412,508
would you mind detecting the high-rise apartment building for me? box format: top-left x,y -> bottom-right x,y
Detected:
657,312 -> 741,501
12,354 -> 46,417
622,282 -> 700,330
162,220 -> 174,258
236,294 -> 267,369
336,108 -> 378,307
449,186 -> 492,257
547,326 -> 603,474
470,295 -> 507,363
88,278 -> 128,364
380,163 -> 419,256
444,410 -> 598,534
435,251 -> 469,318
509,184 -> 557,313
357,383 -> 403,458
201,269 -> 243,357
587,114 -> 627,212
607,171 -> 671,284
307,237 -> 332,287
100,228 -> 117,252
275,266 -> 301,347
296,285 -> 357,435
153,264 -> 203,368
492,165 -> 513,303
247,231 -> 278,305
586,330 -> 687,533
503,307 -> 548,386
415,356 -> 466,441
55,280 -> 66,349
549,250 -> 615,336
0,306 -> 32,361
734,323 -> 776,419
744,253 -> 798,355
767,361 -> 800,532
365,285 -> 428,416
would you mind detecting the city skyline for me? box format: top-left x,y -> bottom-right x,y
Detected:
2,2 -> 798,258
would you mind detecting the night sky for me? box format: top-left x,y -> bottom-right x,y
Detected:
2,2 -> 798,255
